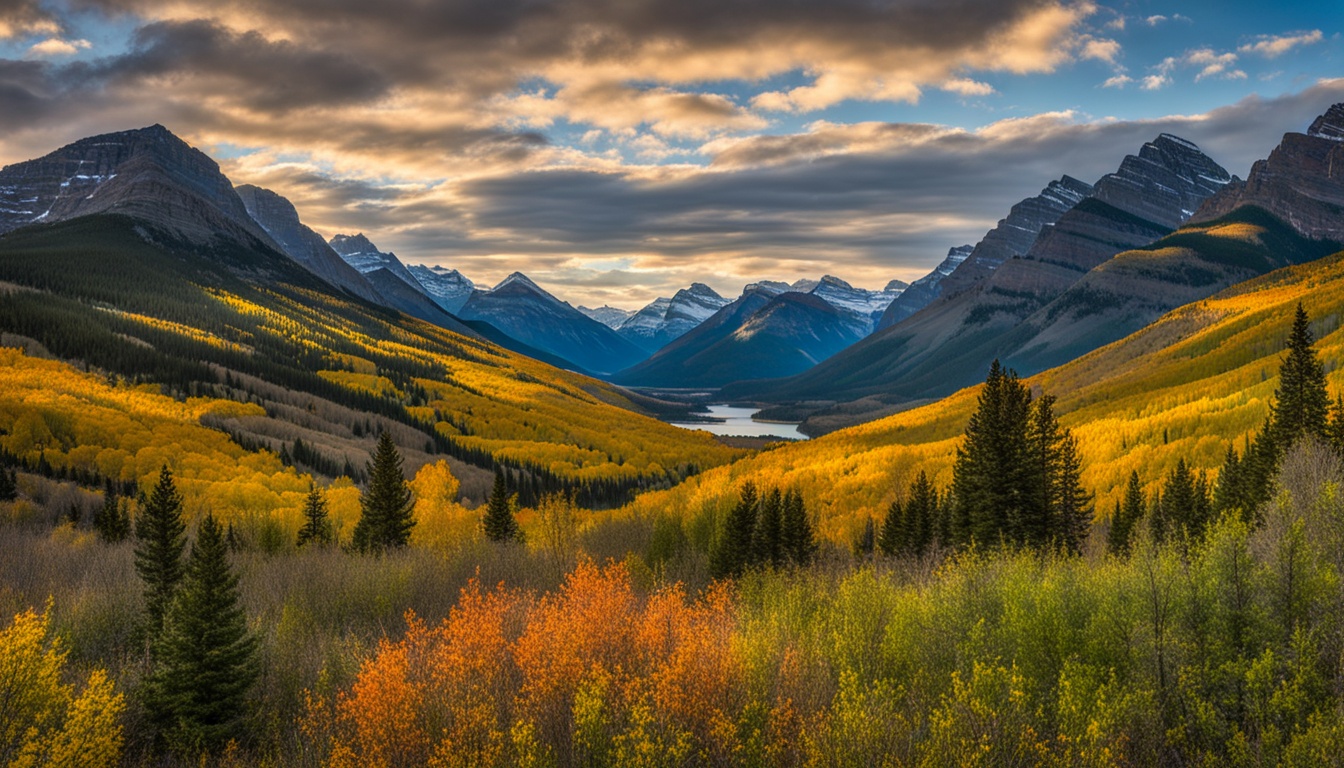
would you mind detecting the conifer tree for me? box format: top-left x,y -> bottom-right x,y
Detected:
94,491 -> 132,543
1109,471 -> 1145,555
781,490 -> 815,566
0,467 -> 16,502
1025,394 -> 1064,549
879,497 -> 906,557
1212,445 -> 1245,519
753,487 -> 783,568
483,470 -> 522,543
711,482 -> 758,578
1269,303 -> 1330,449
296,484 -> 333,547
135,466 -> 187,637
148,514 -> 259,753
1152,459 -> 1210,544
351,432 -> 415,552
854,517 -> 877,559
1327,396 -> 1344,456
1055,433 -> 1093,553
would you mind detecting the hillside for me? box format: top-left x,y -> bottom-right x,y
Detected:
628,240 -> 1344,542
0,214 -> 740,511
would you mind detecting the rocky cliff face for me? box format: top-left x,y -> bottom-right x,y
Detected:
879,245 -> 972,328
330,233 -> 422,289
0,124 -> 274,247
1191,103 -> 1344,241
234,185 -> 384,303
407,265 -> 475,314
618,282 -> 730,353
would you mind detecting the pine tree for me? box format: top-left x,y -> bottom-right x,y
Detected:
1109,471 -> 1145,555
1268,303 -> 1330,449
1055,433 -> 1093,554
1327,396 -> 1344,456
753,487 -> 783,568
1024,394 -> 1063,549
711,482 -> 758,579
907,472 -> 938,556
781,490 -> 815,566
148,514 -> 259,753
483,470 -> 522,543
94,491 -> 131,543
878,497 -> 906,557
351,432 -> 415,553
1153,459 -> 1209,544
296,484 -> 333,547
0,467 -> 16,502
1212,445 -> 1245,519
854,517 -> 877,559
135,466 -> 187,637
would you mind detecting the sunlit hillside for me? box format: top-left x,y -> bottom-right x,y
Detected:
629,242 -> 1344,543
0,214 -> 741,511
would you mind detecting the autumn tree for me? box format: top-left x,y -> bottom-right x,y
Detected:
135,465 -> 187,637
296,484 -> 334,547
483,470 -> 522,543
711,482 -> 758,578
351,431 -> 415,553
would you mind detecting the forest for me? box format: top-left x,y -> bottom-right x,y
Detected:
4,300 -> 1344,767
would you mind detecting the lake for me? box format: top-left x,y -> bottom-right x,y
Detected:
669,404 -> 808,440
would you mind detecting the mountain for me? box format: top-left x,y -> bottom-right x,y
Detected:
234,184 -> 384,304
618,283 -> 730,353
733,134 -> 1233,419
330,233 -> 421,289
880,245 -> 972,326
456,272 -> 649,374
809,275 -> 904,335
579,305 -> 636,328
0,124 -> 277,248
612,287 -> 865,388
878,176 -> 1096,330
408,265 -> 475,314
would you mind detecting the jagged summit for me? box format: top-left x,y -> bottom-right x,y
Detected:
1308,103 -> 1344,141
329,233 -> 378,253
408,264 -> 475,313
493,271 -> 549,295
329,232 -> 421,290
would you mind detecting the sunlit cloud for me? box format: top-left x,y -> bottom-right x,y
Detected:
1238,30 -> 1324,58
26,37 -> 90,56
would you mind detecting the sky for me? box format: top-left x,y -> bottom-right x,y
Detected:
0,0 -> 1341,309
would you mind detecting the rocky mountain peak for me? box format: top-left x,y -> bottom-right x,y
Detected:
329,233 -> 378,255
1092,134 -> 1230,229
1308,103 -> 1344,141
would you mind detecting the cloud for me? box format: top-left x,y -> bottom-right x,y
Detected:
0,1 -> 60,38
1144,15 -> 1167,26
1101,74 -> 1132,88
1141,73 -> 1170,90
1080,37 -> 1121,64
1238,30 -> 1323,58
1187,48 -> 1241,81
26,37 -> 90,57
941,78 -> 996,97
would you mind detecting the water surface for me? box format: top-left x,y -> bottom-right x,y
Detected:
669,404 -> 807,440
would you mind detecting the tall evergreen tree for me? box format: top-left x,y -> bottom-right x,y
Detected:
351,432 -> 415,553
1327,396 -> 1344,456
878,497 -> 907,558
148,514 -> 259,753
1152,459 -> 1210,544
483,470 -> 522,543
1024,394 -> 1064,549
781,490 -> 815,566
952,361 -> 1033,547
753,487 -> 783,568
1055,433 -> 1093,554
296,484 -> 333,547
1109,471 -> 1145,555
1268,303 -> 1330,449
94,490 -> 132,543
135,465 -> 187,637
711,482 -> 758,579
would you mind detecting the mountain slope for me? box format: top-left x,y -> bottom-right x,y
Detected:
618,283 -> 730,353
330,233 -> 421,289
734,134 -> 1232,414
629,241 -> 1344,541
408,265 -> 475,314
579,305 -> 636,329
456,272 -> 649,374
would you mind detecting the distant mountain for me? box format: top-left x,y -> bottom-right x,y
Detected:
330,233 -> 421,289
731,134 -> 1233,417
0,124 -> 277,248
235,184 -> 384,304
408,265 -> 475,314
809,275 -> 904,335
878,176 -> 1094,330
579,305 -> 636,328
456,272 -> 649,374
618,283 -> 730,353
881,245 -> 972,326
613,286 -> 865,388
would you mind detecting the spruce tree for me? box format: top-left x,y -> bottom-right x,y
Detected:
878,497 -> 906,557
1327,396 -> 1344,456
781,490 -> 815,566
351,432 -> 415,553
753,487 -> 783,568
854,517 -> 877,559
951,361 -> 1033,547
135,465 -> 187,637
148,514 -> 259,753
483,470 -> 522,543
711,482 -> 758,578
1025,394 -> 1064,549
296,484 -> 333,547
1269,303 -> 1330,449
1055,433 -> 1093,554
94,490 -> 132,543
1109,471 -> 1145,555
0,467 -> 16,502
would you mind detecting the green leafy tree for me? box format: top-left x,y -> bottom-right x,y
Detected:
135,465 -> 187,637
711,482 -> 758,579
296,484 -> 333,547
483,470 -> 522,543
147,514 -> 259,754
1109,471 -> 1145,555
351,432 -> 415,553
